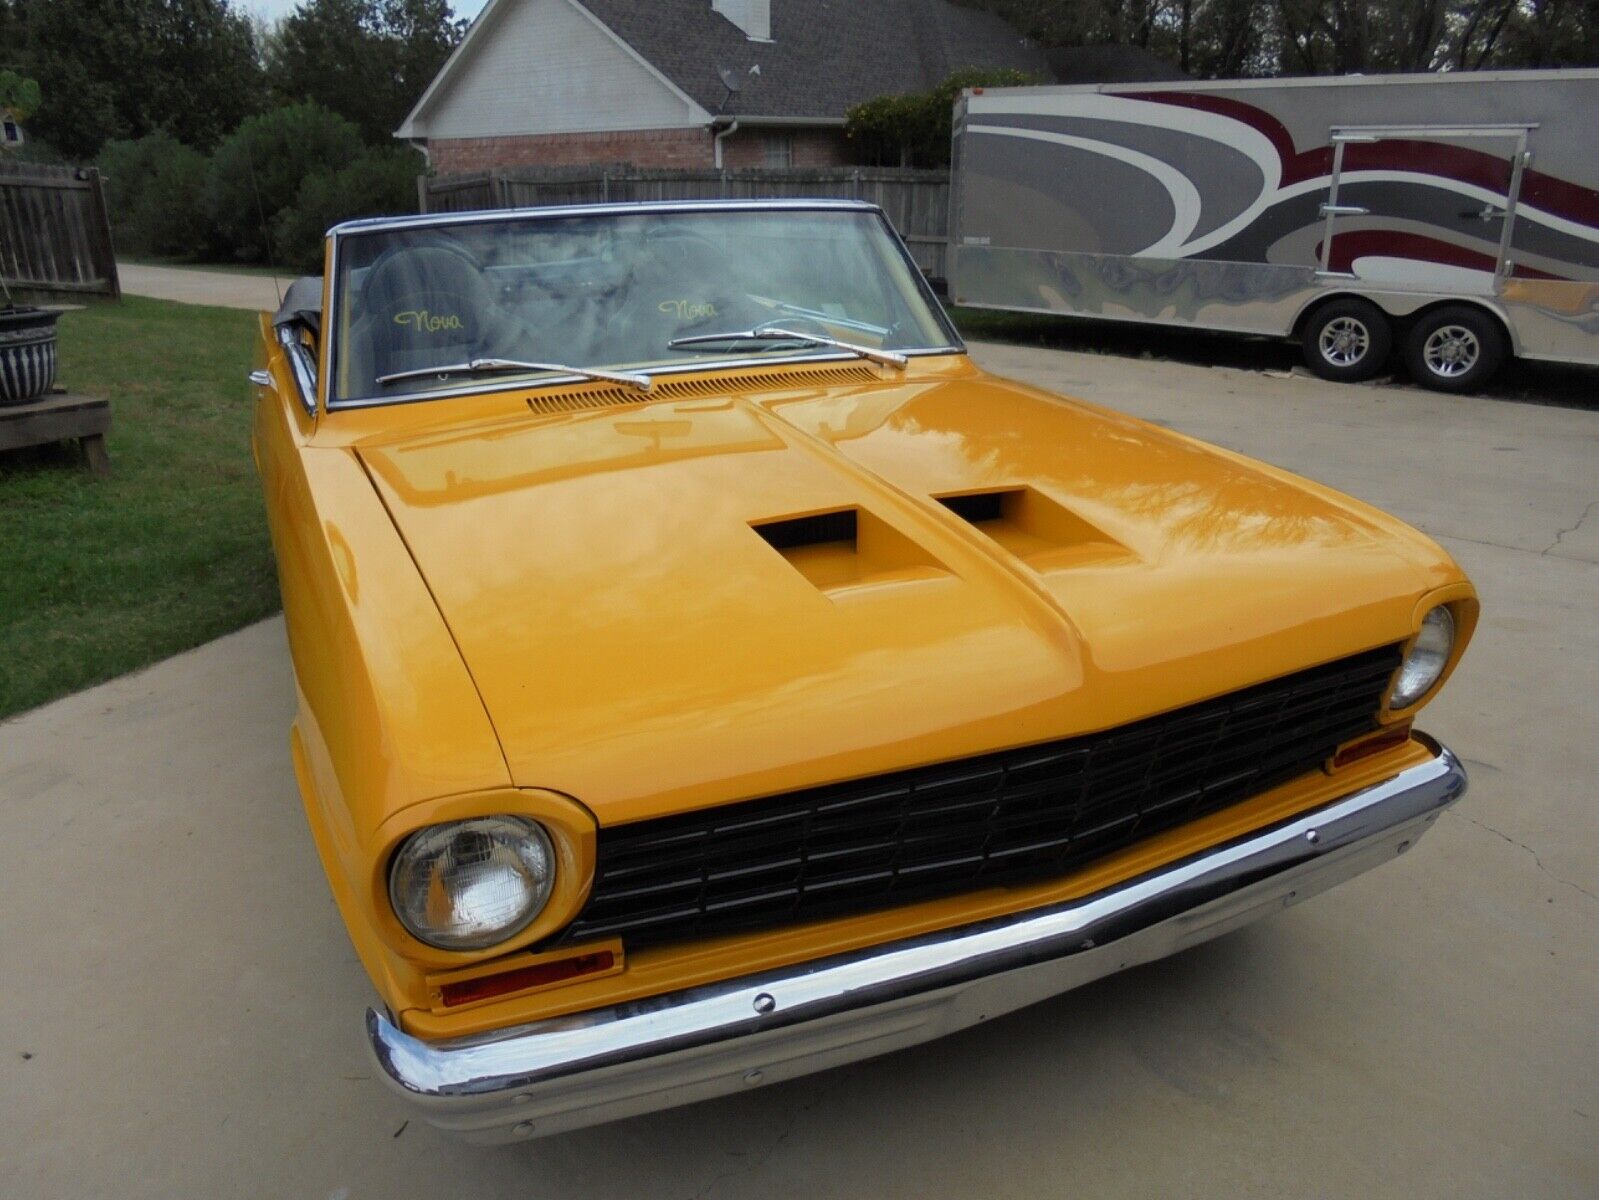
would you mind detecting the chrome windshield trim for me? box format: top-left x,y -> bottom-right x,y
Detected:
323,346 -> 965,412
277,324 -> 317,416
327,198 -> 882,239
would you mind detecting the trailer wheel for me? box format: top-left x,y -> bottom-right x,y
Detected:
1301,299 -> 1392,382
1403,305 -> 1506,393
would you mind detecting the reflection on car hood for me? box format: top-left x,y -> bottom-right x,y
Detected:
356,358 -> 1460,825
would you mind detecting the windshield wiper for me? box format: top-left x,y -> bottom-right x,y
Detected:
667,327 -> 908,369
377,358 -> 654,392
765,301 -> 890,338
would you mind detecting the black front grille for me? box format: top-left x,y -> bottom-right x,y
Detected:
561,645 -> 1402,949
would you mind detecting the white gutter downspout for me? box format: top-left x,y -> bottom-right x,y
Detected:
713,119 -> 739,169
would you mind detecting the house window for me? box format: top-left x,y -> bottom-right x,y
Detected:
2,119 -> 21,146
762,134 -> 794,168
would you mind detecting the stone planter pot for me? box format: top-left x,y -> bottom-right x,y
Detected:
0,306 -> 60,405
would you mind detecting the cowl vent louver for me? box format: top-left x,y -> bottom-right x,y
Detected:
525,364 -> 880,416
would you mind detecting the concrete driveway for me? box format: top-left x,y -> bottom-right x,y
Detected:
118,261 -> 294,311
3,340 -> 1595,1199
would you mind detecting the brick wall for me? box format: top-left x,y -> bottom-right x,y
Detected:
428,125 -> 852,173
430,127 -> 717,173
720,128 -> 850,169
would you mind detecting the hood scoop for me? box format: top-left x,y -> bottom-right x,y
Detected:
526,364 -> 880,416
752,507 -> 950,598
937,487 -> 1137,571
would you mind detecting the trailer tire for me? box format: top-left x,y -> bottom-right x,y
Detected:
1402,305 -> 1506,393
1300,299 -> 1393,382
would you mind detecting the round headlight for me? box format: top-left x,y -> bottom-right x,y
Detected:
1391,606 -> 1455,709
388,816 -> 555,950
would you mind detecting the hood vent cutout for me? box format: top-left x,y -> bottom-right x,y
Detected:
938,490 -> 1006,524
526,364 -> 880,416
752,507 -> 949,597
754,508 -> 858,552
936,487 -> 1137,571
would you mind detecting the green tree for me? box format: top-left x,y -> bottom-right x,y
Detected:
206,103 -> 364,263
0,2 -> 17,72
97,133 -> 215,257
1272,0 -> 1452,72
275,146 -> 423,271
954,0 -> 1275,77
9,0 -> 265,159
1269,0 -> 1592,72
847,68 -> 1039,167
0,70 -> 42,121
953,0 -> 1595,75
270,0 -> 465,144
1454,0 -> 1598,67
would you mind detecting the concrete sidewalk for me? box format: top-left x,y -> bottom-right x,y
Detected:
118,261 -> 293,311
2,343 -> 1595,1199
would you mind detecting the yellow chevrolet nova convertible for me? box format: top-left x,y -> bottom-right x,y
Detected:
251,201 -> 1475,1142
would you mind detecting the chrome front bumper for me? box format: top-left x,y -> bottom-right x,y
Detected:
368,738 -> 1466,1144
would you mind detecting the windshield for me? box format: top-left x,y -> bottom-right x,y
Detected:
329,207 -> 960,406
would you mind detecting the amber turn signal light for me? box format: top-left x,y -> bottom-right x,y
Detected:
439,950 -> 616,1008
1331,721 -> 1413,770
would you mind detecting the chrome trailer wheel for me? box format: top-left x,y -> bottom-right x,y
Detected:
1301,298 -> 1392,382
1319,316 -> 1372,368
1403,305 -> 1507,393
1421,324 -> 1481,378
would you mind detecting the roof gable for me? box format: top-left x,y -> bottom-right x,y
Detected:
400,0 -> 1050,137
398,0 -> 711,139
583,0 -> 1050,119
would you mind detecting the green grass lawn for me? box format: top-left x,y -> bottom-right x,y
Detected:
0,296 -> 279,718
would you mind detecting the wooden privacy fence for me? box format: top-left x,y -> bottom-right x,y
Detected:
0,161 -> 120,300
421,166 -> 951,279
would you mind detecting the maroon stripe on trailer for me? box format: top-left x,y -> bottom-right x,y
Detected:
1121,90 -> 1301,166
1316,230 -> 1567,281
1124,91 -> 1599,228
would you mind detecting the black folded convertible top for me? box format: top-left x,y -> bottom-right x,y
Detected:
273,275 -> 322,334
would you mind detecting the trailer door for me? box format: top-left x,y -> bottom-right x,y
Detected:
1317,125 -> 1529,296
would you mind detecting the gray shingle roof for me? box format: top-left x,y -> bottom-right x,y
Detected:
578,0 -> 1051,120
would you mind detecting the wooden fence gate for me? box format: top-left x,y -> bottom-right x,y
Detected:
0,161 -> 121,301
420,166 -> 951,281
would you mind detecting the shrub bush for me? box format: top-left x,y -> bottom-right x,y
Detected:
274,146 -> 423,272
844,93 -> 931,168
846,68 -> 1038,167
205,103 -> 363,263
96,132 -> 214,257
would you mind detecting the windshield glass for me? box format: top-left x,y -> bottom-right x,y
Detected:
329,207 -> 960,406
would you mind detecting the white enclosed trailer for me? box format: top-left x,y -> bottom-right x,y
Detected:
949,70 -> 1599,390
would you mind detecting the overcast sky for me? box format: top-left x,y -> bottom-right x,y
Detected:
242,0 -> 488,22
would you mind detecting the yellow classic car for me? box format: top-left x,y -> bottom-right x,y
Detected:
251,200 -> 1474,1143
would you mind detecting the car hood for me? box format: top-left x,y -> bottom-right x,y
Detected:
356,358 -> 1461,825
